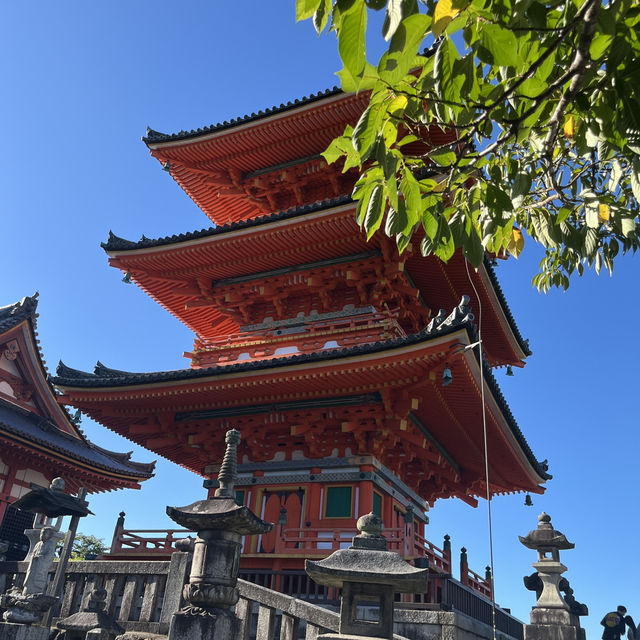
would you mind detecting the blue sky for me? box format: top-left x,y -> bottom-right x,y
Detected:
1,3 -> 638,638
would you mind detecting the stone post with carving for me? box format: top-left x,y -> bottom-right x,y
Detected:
519,512 -> 585,640
165,429 -> 273,640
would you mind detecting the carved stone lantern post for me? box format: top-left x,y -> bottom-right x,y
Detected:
165,429 -> 273,640
519,512 -> 585,640
306,513 -> 428,640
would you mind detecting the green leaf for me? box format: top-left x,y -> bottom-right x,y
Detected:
401,167 -> 422,227
584,201 -> 599,228
434,36 -> 461,113
485,183 -> 513,214
385,199 -> 408,235
337,61 -> 378,92
313,0 -> 332,32
378,14 -> 430,84
631,158 -> 640,201
383,0 -> 403,41
339,2 -> 368,82
620,216 -> 637,238
477,23 -> 520,69
463,227 -> 484,267
429,149 -> 457,166
353,103 -> 385,159
590,33 -> 614,61
296,0 -> 322,22
423,209 -> 438,239
364,184 -> 385,238
435,216 -> 456,261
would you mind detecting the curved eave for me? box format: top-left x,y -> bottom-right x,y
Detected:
0,432 -> 148,492
53,323 -> 548,490
0,401 -> 155,485
482,255 -> 531,358
143,87 -> 344,146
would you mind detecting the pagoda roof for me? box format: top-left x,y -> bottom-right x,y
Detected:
52,304 -> 549,501
102,198 -> 530,367
0,399 -> 154,484
0,294 -> 154,493
143,87 -> 343,145
141,87 -> 455,225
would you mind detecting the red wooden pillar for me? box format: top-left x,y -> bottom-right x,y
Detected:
359,465 -> 374,516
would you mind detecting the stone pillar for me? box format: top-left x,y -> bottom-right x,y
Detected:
519,513 -> 585,640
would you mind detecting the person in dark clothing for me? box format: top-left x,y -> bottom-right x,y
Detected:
601,606 -> 632,640
624,611 -> 637,639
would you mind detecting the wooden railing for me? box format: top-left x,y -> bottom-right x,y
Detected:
109,524 -> 497,596
110,528 -> 193,556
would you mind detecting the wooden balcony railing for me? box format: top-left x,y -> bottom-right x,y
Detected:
108,518 -> 494,599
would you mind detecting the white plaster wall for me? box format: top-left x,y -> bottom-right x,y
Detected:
10,468 -> 50,497
0,380 -> 15,398
0,356 -> 21,377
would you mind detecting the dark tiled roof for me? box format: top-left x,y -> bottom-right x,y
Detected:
0,399 -> 155,478
101,196 -> 352,252
0,294 -> 39,334
52,298 -> 549,482
483,256 -> 532,357
143,87 -> 342,145
0,295 -> 155,483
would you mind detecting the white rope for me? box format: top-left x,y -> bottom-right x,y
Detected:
465,257 -> 498,640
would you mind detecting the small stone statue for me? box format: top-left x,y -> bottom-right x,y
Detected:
1,527 -> 59,624
23,527 -> 57,595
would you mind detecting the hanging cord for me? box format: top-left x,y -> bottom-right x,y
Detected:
465,258 -> 498,640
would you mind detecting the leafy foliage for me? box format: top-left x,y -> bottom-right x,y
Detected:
297,0 -> 640,290
69,533 -> 107,560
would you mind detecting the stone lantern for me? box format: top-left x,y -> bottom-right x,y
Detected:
306,513 -> 428,640
0,478 -> 91,637
519,512 -> 585,640
165,429 -> 273,640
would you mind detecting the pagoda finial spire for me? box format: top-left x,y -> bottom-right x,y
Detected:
214,429 -> 241,498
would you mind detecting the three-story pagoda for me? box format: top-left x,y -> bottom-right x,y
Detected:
52,88 -> 549,581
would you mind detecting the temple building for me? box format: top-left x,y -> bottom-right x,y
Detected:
51,88 -> 549,593
0,294 -> 155,560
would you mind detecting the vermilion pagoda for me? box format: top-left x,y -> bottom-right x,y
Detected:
0,295 -> 154,559
52,88 -> 549,587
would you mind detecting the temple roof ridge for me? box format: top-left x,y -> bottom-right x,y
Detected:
143,87 -> 342,146
102,196 -> 352,253
0,293 -> 39,332
93,361 -> 137,378
101,231 -> 139,251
